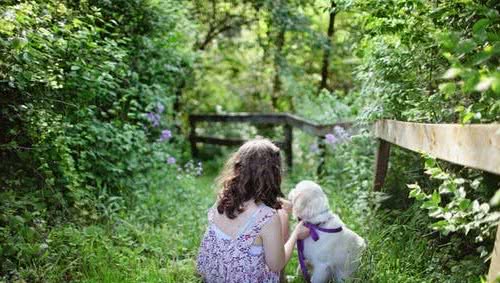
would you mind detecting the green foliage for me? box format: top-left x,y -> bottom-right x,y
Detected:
295,134 -> 486,283
0,0 -> 192,279
294,89 -> 357,123
408,156 -> 500,242
354,0 -> 500,123
1,170 -> 209,282
1,0 -> 498,281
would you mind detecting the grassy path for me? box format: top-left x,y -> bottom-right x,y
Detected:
71,167 -> 484,282
162,171 -> 484,283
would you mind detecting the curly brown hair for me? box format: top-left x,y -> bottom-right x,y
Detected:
216,138 -> 283,219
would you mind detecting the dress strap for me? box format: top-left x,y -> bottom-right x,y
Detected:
241,205 -> 277,243
235,207 -> 261,236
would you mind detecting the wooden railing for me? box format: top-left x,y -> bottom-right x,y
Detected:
372,119 -> 500,282
188,113 -> 352,170
189,113 -> 500,280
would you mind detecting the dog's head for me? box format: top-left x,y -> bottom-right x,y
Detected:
287,180 -> 329,221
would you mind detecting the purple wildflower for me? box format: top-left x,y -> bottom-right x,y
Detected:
159,129 -> 172,142
325,133 -> 337,145
147,112 -> 160,127
167,156 -> 176,164
156,102 -> 165,114
334,126 -> 349,139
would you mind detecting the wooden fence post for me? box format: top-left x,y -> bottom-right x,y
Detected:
316,137 -> 326,176
489,226 -> 500,282
373,139 -> 391,191
189,117 -> 199,159
284,124 -> 293,171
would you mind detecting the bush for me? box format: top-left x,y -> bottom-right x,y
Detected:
0,0 -> 192,279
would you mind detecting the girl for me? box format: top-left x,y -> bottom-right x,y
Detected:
197,138 -> 309,282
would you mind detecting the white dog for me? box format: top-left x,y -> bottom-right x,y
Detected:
288,180 -> 366,283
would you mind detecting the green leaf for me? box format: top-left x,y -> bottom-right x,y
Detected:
438,83 -> 456,97
462,112 -> 474,124
470,51 -> 492,66
492,77 -> 500,94
454,105 -> 465,113
12,37 -> 28,50
431,220 -> 449,231
472,19 -> 490,35
456,39 -> 476,54
431,191 -> 441,205
458,199 -> 471,210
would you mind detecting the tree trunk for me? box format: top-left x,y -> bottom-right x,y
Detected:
271,27 -> 285,110
318,1 -> 336,93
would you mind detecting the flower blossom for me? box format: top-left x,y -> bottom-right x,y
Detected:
147,112 -> 160,127
325,133 -> 337,145
167,156 -> 176,164
159,129 -> 172,142
156,102 -> 165,114
334,126 -> 349,140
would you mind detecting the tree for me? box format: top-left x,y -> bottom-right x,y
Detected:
318,0 -> 336,93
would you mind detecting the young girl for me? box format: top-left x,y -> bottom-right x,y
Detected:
197,138 -> 309,282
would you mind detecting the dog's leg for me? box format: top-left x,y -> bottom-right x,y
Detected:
311,264 -> 331,283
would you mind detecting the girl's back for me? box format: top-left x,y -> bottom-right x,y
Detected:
196,139 -> 309,282
196,202 -> 279,283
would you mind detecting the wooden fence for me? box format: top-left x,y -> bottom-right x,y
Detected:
188,113 -> 352,170
188,113 -> 500,280
372,119 -> 500,282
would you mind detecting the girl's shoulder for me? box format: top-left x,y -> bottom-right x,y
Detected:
253,203 -> 278,227
251,202 -> 275,215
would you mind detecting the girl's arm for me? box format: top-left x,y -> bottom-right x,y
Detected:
261,215 -> 309,272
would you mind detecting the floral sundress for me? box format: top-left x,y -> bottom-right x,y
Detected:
196,203 -> 279,283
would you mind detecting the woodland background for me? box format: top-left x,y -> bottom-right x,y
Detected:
1,0 -> 499,282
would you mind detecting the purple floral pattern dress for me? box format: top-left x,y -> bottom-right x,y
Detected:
197,203 -> 279,283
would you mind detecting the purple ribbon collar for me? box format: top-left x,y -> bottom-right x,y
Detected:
297,222 -> 342,282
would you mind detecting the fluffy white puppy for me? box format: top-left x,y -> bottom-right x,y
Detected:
288,180 -> 366,283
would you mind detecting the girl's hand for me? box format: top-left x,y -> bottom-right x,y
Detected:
278,197 -> 293,214
294,221 -> 310,240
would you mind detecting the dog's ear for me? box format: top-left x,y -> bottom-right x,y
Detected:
293,188 -> 329,220
293,191 -> 316,220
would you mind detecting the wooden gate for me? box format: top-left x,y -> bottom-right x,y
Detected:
188,113 -> 352,170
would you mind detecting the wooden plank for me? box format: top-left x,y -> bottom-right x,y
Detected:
286,114 -> 352,137
190,113 -> 352,137
192,136 -> 247,146
284,124 -> 293,170
193,136 -> 285,148
488,226 -> 500,282
373,139 -> 391,191
190,113 -> 288,124
374,120 -> 500,175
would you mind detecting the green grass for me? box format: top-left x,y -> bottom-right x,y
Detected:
14,173 -> 216,282
16,163 -> 486,282
99,176 -> 485,282
74,174 -> 217,283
